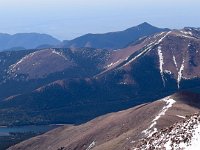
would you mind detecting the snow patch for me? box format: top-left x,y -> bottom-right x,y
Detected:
122,31 -> 171,67
86,141 -> 95,150
173,55 -> 178,69
164,70 -> 172,74
164,114 -> 200,150
176,115 -> 186,119
139,113 -> 200,150
142,97 -> 176,137
177,59 -> 185,89
180,30 -> 193,36
179,34 -> 195,39
52,49 -> 68,60
187,124 -> 200,149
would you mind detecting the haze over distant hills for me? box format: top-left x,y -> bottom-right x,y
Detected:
0,23 -> 169,51
0,33 -> 61,51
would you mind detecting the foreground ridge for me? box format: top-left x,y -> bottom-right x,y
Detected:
136,112 -> 200,150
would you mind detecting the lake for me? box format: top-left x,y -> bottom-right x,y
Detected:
0,125 -> 62,149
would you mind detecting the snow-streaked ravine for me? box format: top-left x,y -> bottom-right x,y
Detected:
142,97 -> 176,137
177,59 -> 185,89
156,31 -> 172,87
157,46 -> 165,86
172,54 -> 185,89
173,55 -> 178,69
122,31 -> 171,68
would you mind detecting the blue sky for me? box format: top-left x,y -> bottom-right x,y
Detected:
0,0 -> 200,40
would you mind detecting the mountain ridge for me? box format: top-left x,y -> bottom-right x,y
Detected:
8,92 -> 200,150
62,22 -> 170,49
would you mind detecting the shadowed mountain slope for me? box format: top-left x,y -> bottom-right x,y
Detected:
8,92 -> 200,150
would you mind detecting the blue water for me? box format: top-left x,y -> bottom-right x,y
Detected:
0,125 -> 59,136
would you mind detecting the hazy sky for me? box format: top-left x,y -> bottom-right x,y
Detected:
0,0 -> 200,40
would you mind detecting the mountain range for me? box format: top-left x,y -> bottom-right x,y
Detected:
0,23 -> 168,51
1,23 -> 200,149
0,25 -> 200,126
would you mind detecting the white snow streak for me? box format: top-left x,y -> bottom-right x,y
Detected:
52,49 -> 68,60
173,55 -> 178,69
122,31 -> 171,68
176,115 -> 186,119
157,32 -> 171,43
8,51 -> 38,73
142,97 -> 176,137
173,55 -> 185,89
177,59 -> 185,89
156,31 -> 172,87
106,59 -> 121,68
86,141 -> 95,150
158,46 -> 165,86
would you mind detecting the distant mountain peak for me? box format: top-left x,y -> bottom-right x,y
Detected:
138,22 -> 153,27
63,23 -> 168,49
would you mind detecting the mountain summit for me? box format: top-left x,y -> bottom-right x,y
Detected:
62,22 -> 169,50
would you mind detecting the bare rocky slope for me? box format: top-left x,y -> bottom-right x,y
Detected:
136,113 -> 200,149
8,92 -> 200,150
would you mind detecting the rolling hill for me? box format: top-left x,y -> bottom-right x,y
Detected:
0,33 -> 60,51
